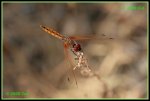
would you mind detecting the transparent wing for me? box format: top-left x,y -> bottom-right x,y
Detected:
69,35 -> 96,40
63,43 -> 78,87
69,34 -> 114,41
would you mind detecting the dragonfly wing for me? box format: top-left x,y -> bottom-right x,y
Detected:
69,35 -> 96,40
69,35 -> 114,41
63,43 -> 78,87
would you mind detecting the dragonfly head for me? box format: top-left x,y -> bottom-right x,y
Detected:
73,43 -> 82,52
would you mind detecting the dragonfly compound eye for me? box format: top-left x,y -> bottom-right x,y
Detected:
73,44 -> 81,52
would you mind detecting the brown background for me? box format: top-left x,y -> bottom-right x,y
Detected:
3,2 -> 148,98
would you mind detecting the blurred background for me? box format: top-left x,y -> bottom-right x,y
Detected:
3,2 -> 148,98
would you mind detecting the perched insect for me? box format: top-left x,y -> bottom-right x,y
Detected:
40,25 -> 113,86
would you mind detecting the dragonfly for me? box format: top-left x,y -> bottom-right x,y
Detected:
40,25 -> 113,86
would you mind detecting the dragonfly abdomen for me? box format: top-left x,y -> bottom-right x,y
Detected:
40,25 -> 64,40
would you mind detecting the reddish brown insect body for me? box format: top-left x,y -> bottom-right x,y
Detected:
40,25 -> 112,86
73,44 -> 82,52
